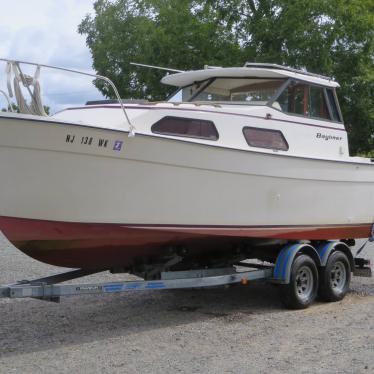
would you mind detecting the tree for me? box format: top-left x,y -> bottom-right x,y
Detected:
1,103 -> 20,113
1,103 -> 50,115
79,0 -> 242,100
79,0 -> 374,154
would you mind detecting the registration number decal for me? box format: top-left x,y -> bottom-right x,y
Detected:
113,140 -> 123,151
65,134 -> 123,151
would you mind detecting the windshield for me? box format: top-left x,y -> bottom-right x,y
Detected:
168,78 -> 285,104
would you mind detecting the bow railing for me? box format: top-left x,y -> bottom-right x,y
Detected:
0,58 -> 135,136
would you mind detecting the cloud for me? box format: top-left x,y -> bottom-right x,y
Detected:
40,69 -> 105,111
0,0 -> 105,113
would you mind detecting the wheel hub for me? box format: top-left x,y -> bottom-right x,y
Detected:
295,266 -> 314,301
330,261 -> 346,292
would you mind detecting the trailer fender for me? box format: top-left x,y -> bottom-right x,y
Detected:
317,241 -> 354,271
272,243 -> 321,284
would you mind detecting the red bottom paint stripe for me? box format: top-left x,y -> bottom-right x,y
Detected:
0,216 -> 371,241
0,216 -> 371,269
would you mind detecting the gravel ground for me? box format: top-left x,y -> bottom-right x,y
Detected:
0,234 -> 373,374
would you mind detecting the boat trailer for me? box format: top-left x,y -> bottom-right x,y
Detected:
0,264 -> 274,303
0,252 -> 371,309
1,235 -> 373,309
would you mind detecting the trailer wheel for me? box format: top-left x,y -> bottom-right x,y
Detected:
279,254 -> 318,309
319,251 -> 351,302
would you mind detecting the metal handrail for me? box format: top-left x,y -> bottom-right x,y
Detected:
244,62 -> 334,81
0,89 -> 14,112
0,58 -> 135,136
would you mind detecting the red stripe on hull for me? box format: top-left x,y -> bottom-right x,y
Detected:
0,216 -> 371,269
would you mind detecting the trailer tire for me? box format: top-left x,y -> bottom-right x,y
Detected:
279,254 -> 318,309
319,251 -> 351,302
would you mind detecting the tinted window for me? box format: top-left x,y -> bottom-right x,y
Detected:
326,89 -> 342,122
309,86 -> 330,119
275,82 -> 308,115
274,81 -> 331,120
243,127 -> 289,151
152,116 -> 219,140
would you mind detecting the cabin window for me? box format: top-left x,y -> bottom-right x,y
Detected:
274,81 -> 331,120
326,89 -> 342,122
274,82 -> 308,115
168,78 -> 287,105
151,116 -> 219,140
186,78 -> 285,104
309,86 -> 330,119
243,127 -> 289,151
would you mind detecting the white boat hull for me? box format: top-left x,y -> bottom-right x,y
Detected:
0,115 -> 373,268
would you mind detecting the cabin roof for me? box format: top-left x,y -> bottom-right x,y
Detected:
161,65 -> 340,88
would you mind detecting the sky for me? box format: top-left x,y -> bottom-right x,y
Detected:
0,0 -> 104,112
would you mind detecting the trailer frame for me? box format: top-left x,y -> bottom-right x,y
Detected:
0,239 -> 371,308
0,264 -> 273,303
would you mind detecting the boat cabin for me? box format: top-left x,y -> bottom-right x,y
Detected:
157,63 -> 350,160
164,64 -> 342,127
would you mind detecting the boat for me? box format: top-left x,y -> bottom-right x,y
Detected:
0,59 -> 373,274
